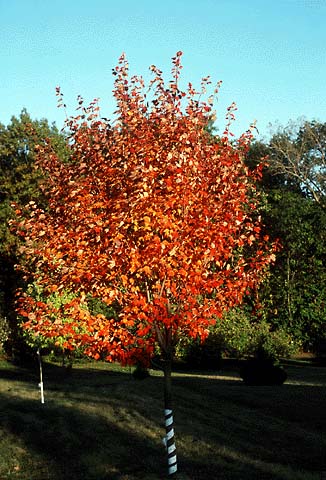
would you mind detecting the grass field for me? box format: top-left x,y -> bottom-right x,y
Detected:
0,357 -> 325,479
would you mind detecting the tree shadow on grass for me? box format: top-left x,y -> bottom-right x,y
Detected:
171,370 -> 326,480
0,362 -> 325,479
0,391 -> 164,480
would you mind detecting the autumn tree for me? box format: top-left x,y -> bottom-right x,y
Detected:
14,52 -> 275,476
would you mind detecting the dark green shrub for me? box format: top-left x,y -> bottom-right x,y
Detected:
132,364 -> 150,379
314,337 -> 326,366
240,358 -> 287,385
0,314 -> 9,351
182,336 -> 223,370
175,308 -> 300,369
249,322 -> 300,363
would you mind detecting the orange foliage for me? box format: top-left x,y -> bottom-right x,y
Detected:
13,52 -> 275,365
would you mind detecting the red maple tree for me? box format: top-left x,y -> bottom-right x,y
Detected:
14,52 -> 275,476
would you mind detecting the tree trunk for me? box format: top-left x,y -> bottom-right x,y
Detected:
163,358 -> 177,476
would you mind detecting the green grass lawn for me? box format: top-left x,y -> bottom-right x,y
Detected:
0,357 -> 325,479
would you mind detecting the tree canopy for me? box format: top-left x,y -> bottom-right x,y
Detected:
13,53 -> 275,366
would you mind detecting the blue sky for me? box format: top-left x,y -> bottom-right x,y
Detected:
1,0 -> 325,140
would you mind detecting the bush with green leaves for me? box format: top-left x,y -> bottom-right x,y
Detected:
176,307 -> 300,367
0,315 -> 9,351
19,283 -> 120,366
248,321 -> 300,363
213,307 -> 256,358
19,283 -> 89,368
176,334 -> 223,369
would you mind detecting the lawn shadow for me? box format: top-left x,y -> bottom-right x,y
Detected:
0,389 -> 165,480
171,365 -> 326,479
0,361 -> 325,479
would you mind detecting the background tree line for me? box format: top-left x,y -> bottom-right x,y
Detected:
0,110 -> 325,362
247,120 -> 326,352
0,109 -> 69,360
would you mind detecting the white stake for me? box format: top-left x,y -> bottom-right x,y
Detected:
37,349 -> 45,404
